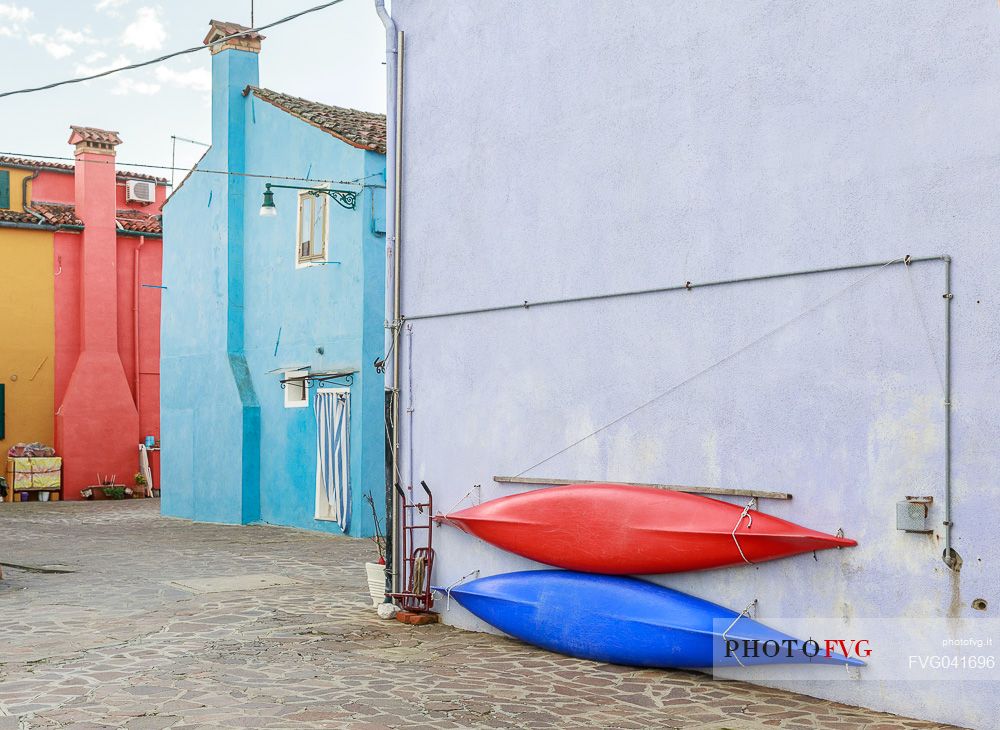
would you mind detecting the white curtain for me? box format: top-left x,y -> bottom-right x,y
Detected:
315,390 -> 350,531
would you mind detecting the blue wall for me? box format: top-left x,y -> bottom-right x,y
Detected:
392,2 -> 1000,727
162,44 -> 385,538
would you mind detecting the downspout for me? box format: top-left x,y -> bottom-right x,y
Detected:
133,235 -> 146,415
942,255 -> 957,570
22,169 -> 46,225
375,0 -> 404,597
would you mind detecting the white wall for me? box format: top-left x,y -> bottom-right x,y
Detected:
393,2 -> 1000,726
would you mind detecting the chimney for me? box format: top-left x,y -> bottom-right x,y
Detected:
204,20 -> 263,151
203,19 -> 264,55
57,125 -> 139,501
68,125 -> 122,352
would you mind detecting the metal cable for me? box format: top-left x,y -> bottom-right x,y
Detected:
0,1 -> 347,99
903,261 -> 946,395
0,151 -> 374,186
512,257 -> 908,478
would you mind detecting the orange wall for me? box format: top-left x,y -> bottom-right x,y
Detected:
0,224 -> 55,475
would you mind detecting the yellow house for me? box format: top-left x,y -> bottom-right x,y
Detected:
0,160 -> 56,475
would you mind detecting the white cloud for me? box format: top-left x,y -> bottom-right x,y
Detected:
95,0 -> 129,13
0,3 -> 32,23
28,32 -> 74,59
75,53 -> 131,76
0,3 -> 32,38
113,78 -> 160,95
55,26 -> 97,45
84,50 -> 108,64
122,6 -> 165,51
25,25 -> 97,58
155,67 -> 211,92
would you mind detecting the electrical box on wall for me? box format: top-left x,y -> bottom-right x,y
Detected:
897,496 -> 933,533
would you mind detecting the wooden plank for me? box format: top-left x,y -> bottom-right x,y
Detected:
492,476 -> 792,501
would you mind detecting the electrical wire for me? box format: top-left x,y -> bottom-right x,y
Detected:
0,150 -> 378,186
0,1 -> 348,100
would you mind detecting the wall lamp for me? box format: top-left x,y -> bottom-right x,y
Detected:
260,183 -> 358,216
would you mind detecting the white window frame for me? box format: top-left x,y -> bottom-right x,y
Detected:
283,369 -> 309,408
295,190 -> 328,268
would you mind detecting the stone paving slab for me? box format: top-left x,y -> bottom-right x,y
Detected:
0,501 -> 962,729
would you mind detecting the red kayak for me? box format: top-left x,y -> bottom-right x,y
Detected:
438,483 -> 856,574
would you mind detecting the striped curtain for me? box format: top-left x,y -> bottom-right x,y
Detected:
315,390 -> 350,531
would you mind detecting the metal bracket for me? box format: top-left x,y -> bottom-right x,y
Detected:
265,182 -> 359,210
280,371 -> 355,389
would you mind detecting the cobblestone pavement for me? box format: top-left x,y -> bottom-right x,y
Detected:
0,501 -> 959,729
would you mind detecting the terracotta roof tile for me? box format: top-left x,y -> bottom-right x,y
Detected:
247,87 -> 386,154
68,126 -> 123,146
114,208 -> 162,233
119,170 -> 169,184
33,202 -> 84,227
0,155 -> 167,184
0,155 -> 75,173
0,208 -> 42,225
204,19 -> 264,45
28,202 -> 162,234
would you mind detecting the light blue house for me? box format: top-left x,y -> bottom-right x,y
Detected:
161,20 -> 386,538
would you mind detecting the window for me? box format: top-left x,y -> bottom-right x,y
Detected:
296,191 -> 328,266
0,170 -> 10,209
283,369 -> 309,408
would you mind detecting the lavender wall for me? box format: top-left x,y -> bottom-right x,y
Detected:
391,2 -> 999,726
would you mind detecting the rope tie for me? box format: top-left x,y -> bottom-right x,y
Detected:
731,497 -> 758,564
411,555 -> 426,595
442,485 -> 480,516
721,599 -> 758,668
438,569 -> 480,612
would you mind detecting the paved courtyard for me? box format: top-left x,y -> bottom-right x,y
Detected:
0,501 -> 959,729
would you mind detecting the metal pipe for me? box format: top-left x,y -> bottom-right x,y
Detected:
405,254 -> 949,322
942,255 -> 956,570
375,0 -> 403,597
21,168 -> 46,226
390,28 -> 404,597
133,236 -> 146,412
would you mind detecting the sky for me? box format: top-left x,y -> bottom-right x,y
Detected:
0,0 -> 387,184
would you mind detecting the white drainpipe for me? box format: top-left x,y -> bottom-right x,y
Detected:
375,0 -> 404,596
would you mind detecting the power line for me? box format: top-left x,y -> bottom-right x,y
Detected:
0,1 -> 347,100
0,150 -> 382,186
170,136 -> 210,147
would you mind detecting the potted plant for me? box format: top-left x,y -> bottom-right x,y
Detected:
363,492 -> 387,607
133,472 -> 147,498
96,474 -> 125,499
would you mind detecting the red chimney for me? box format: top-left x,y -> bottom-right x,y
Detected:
56,126 -> 140,499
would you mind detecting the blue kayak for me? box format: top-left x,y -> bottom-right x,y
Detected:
439,570 -> 864,669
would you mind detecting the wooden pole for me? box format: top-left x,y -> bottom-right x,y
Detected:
492,476 -> 792,501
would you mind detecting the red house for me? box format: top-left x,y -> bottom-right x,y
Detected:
0,127 -> 166,499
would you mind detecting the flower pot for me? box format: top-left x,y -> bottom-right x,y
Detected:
38,491 -> 50,502
365,562 -> 386,607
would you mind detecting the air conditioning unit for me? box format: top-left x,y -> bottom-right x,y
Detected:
125,179 -> 156,204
